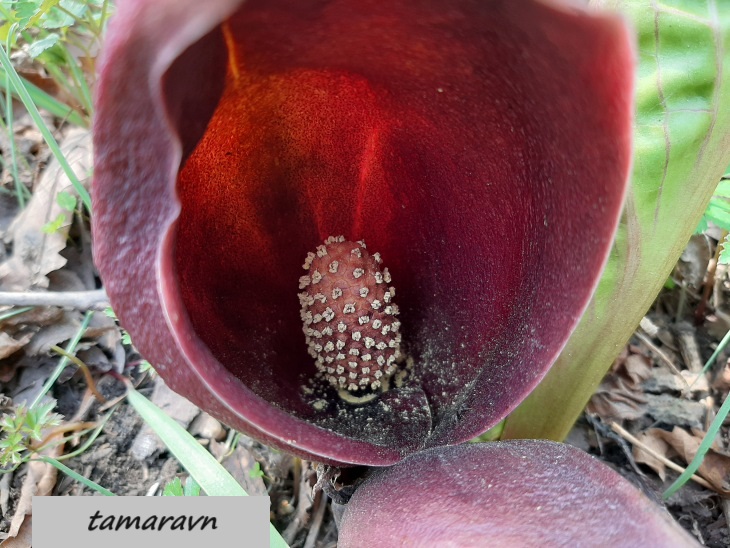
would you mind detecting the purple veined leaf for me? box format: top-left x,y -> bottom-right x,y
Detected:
93,0 -> 634,465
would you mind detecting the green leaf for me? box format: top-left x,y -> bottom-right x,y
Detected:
42,212 -> 66,233
162,476 -> 200,496
0,414 -> 15,430
705,201 -> 730,230
504,0 -> 730,441
0,22 -> 14,42
56,190 -> 77,211
14,2 -> 38,28
2,431 -> 23,447
23,409 -> 37,430
714,179 -> 730,196
250,462 -> 265,479
28,0 -> 62,26
163,477 -> 184,496
27,33 -> 59,58
0,438 -> 16,451
0,71 -> 88,127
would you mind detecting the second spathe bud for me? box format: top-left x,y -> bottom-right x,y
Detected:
299,236 -> 402,402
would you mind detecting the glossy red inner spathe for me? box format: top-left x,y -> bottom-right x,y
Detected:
171,0 -> 631,449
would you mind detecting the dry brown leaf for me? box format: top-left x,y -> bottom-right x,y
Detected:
0,332 -> 33,360
667,427 -> 730,495
83,311 -> 121,353
636,426 -> 730,495
0,194 -> 19,238
0,113 -> 41,197
0,361 -> 16,383
47,267 -> 87,292
0,127 -> 91,291
587,350 -> 651,420
705,311 -> 730,342
713,359 -> 730,393
10,365 -> 56,404
588,389 -> 646,420
676,234 -> 712,290
50,240 -> 95,291
623,353 -> 652,384
17,63 -> 81,112
7,454 -> 58,539
218,443 -> 268,497
643,368 -> 708,393
0,472 -> 10,519
0,514 -> 32,548
0,306 -> 63,328
76,346 -> 111,372
633,428 -> 672,481
23,310 -> 81,356
0,306 -> 86,369
679,370 -> 709,392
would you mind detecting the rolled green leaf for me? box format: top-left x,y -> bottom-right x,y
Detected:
505,0 -> 730,441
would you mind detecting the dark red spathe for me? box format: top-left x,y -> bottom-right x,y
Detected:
93,0 -> 634,465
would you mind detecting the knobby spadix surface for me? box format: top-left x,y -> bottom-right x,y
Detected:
93,0 -> 633,464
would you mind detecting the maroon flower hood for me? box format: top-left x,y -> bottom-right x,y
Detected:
93,0 -> 634,465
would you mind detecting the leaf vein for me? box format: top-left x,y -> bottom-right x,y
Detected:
651,0 -> 671,228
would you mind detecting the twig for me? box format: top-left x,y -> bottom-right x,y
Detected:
714,263 -> 727,315
587,415 -> 645,478
673,322 -> 704,373
610,422 -> 713,491
635,331 -> 688,384
695,231 -> 725,324
51,345 -> 107,404
0,289 -> 109,310
303,491 -> 326,548
283,460 -> 314,544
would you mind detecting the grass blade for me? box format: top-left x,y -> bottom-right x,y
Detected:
125,385 -> 247,497
125,384 -> 289,547
38,455 -> 115,496
7,72 -> 87,127
663,392 -> 730,499
31,311 -> 93,409
4,33 -> 26,208
0,41 -> 91,212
